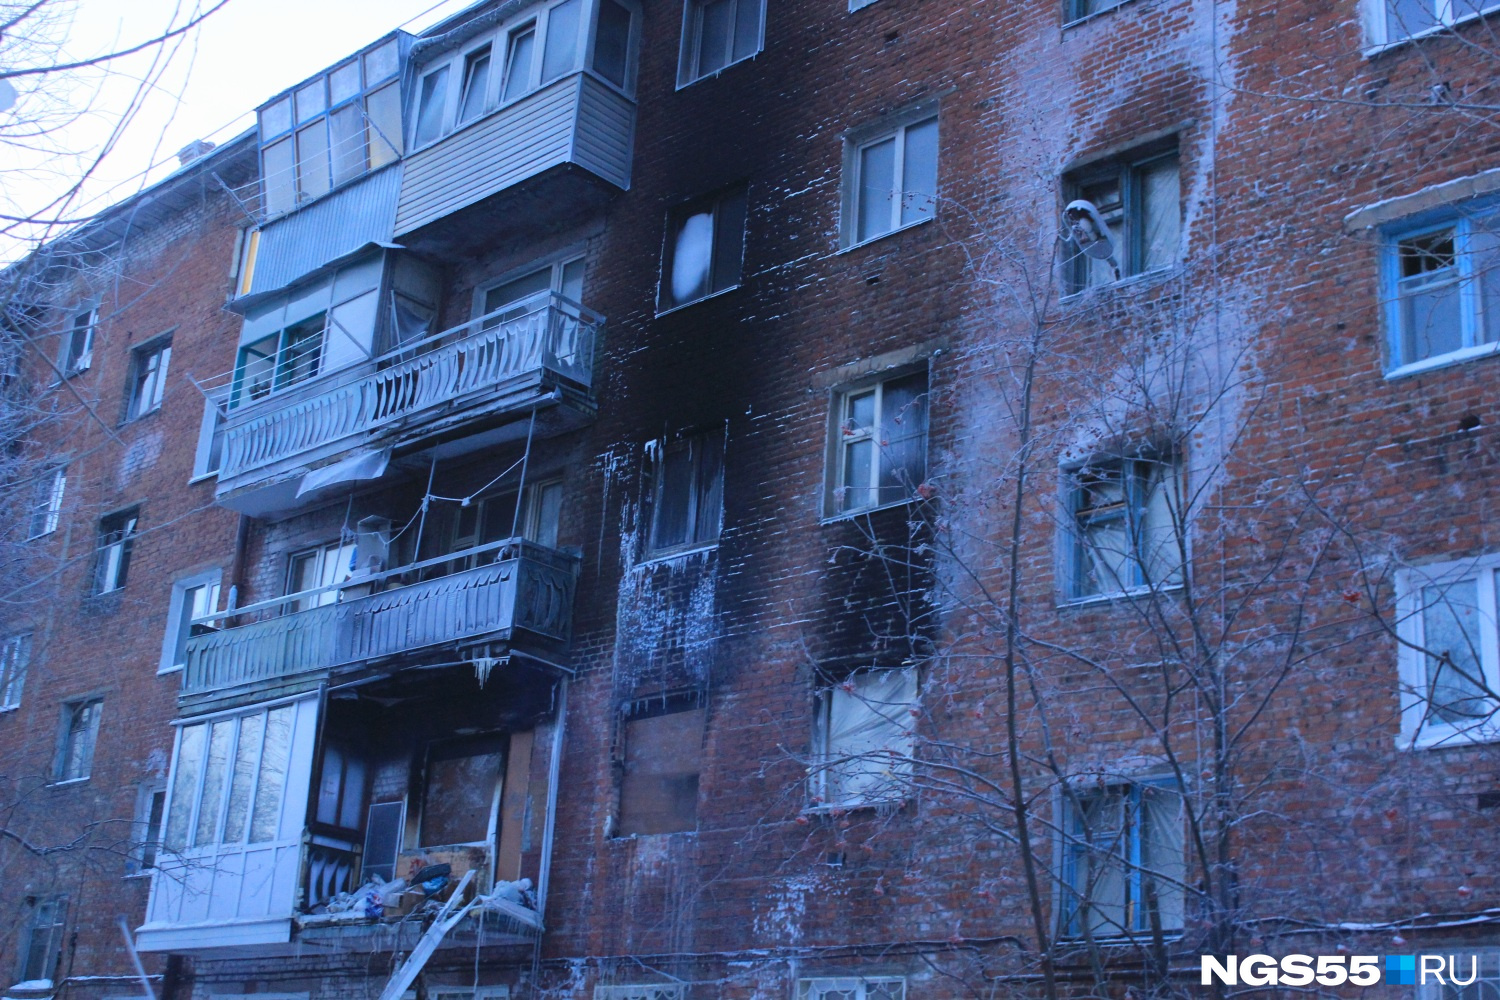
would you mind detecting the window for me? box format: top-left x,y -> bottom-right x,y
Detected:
1059,780 -> 1185,939
27,465 -> 65,539
164,704 -> 296,850
458,46 -> 493,124
646,432 -> 724,555
61,307 -> 95,376
595,988 -> 685,1000
131,784 -> 167,873
829,369 -> 928,515
1384,209 -> 1500,373
1064,146 -> 1180,292
844,116 -> 938,247
1396,554 -> 1500,747
420,736 -> 504,847
798,978 -> 906,1000
430,989 -> 509,1000
1419,951 -> 1500,999
1371,0 -> 1500,45
478,257 -> 585,321
678,0 -> 764,85
1065,0 -> 1129,21
15,896 -> 66,985
56,698 -> 102,782
314,743 -> 369,833
127,335 -> 172,420
160,572 -> 221,673
233,312 -> 327,406
192,397 -> 224,479
660,185 -> 747,311
812,668 -> 917,808
93,508 -> 139,594
258,37 -> 402,216
286,540 -> 356,612
1065,455 -> 1182,600
0,634 -> 30,711
617,701 -> 703,835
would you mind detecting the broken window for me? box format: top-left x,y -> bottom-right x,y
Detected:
1066,455 -> 1182,600
830,369 -> 928,515
28,465 -> 65,539
592,0 -> 635,88
679,0 -> 764,85
56,698 -> 102,782
420,736 -> 504,847
0,633 -> 29,710
812,668 -> 917,808
132,784 -> 167,873
16,896 -> 67,985
617,702 -> 703,835
1386,210 -> 1500,373
645,432 -> 724,555
660,185 -> 747,311
61,307 -> 95,376
846,116 -> 938,246
1396,555 -> 1500,747
257,37 -> 402,216
314,744 -> 370,833
1059,780 -> 1185,939
93,508 -> 139,594
127,334 -> 172,420
1064,145 -> 1180,292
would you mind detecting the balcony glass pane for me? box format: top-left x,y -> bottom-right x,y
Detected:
503,25 -> 537,101
262,139 -> 295,217
366,83 -> 404,167
296,122 -> 331,201
363,39 -> 399,84
329,103 -> 366,186
541,0 -> 582,83
249,706 -> 293,842
193,720 -> 235,846
593,0 -> 632,86
223,712 -> 263,843
414,66 -> 450,147
165,723 -> 206,850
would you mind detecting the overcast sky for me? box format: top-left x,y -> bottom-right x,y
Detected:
4,0 -> 473,258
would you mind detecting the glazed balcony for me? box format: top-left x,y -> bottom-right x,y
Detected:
214,293 -> 601,515
182,539 -> 578,709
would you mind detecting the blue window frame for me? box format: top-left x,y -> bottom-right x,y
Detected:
1384,206 -> 1500,374
1059,779 -> 1185,939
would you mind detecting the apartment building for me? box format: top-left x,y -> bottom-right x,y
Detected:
1,0 -> 1498,997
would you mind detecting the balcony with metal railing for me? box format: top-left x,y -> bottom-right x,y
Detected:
181,538 -> 578,710
213,292 -> 603,516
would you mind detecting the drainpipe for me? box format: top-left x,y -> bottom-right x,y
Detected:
534,676 -> 568,919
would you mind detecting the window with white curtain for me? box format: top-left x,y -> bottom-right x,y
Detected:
812,668 -> 917,808
1059,779 -> 1185,939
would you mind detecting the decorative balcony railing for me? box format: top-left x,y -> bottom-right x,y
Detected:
218,293 -> 602,484
183,539 -> 578,698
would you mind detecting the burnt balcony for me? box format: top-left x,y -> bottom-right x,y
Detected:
214,293 -> 602,516
182,539 -> 578,710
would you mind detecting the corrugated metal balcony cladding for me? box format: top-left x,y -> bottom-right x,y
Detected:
246,165 -> 402,297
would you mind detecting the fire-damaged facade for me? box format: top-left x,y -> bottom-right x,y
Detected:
3,0 -> 1500,997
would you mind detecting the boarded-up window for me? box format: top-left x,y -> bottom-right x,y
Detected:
421,737 -> 504,847
618,707 -> 703,835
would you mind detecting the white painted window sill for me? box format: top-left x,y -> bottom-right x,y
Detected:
1384,342 -> 1500,380
655,284 -> 740,318
836,216 -> 935,256
820,495 -> 925,525
1364,5 -> 1500,58
1402,725 -> 1500,750
1057,581 -> 1184,609
47,777 -> 89,788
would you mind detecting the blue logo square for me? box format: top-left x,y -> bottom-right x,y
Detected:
1386,955 -> 1417,985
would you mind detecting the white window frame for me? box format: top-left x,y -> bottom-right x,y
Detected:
677,0 -> 766,87
127,782 -> 168,875
191,395 -> 225,482
826,368 -> 930,518
1396,553 -> 1500,748
1382,206 -> 1500,377
158,569 -> 223,675
285,540 -> 356,612
1056,777 -> 1186,940
60,306 -> 96,377
473,253 -> 587,320
842,115 -> 940,248
27,465 -> 66,539
594,988 -> 684,1000
0,633 -> 30,711
55,698 -> 103,783
127,333 -> 173,421
15,895 -> 67,985
1364,0 -> 1500,49
798,977 -> 906,1000
810,667 -> 918,810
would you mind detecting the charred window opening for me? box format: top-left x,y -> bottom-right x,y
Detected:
811,667 -> 917,809
829,369 -> 929,516
1063,143 -> 1180,293
659,185 -> 747,311
616,697 -> 704,835
1065,453 -> 1183,601
420,734 -> 505,848
645,432 -> 724,556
